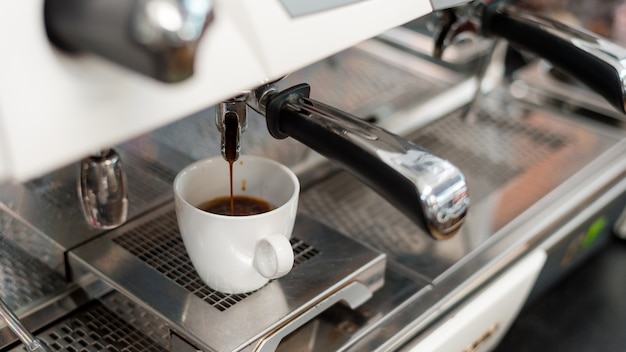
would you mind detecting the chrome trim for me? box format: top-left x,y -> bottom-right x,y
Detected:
78,149 -> 128,230
0,298 -> 52,352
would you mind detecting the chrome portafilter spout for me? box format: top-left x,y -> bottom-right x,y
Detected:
258,83 -> 469,240
0,297 -> 52,352
216,94 -> 248,162
78,149 -> 128,229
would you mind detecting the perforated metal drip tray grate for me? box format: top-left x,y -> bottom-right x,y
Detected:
110,210 -> 321,312
0,207 -> 67,311
8,292 -> 171,352
68,203 -> 385,352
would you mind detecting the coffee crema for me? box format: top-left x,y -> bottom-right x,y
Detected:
199,195 -> 274,216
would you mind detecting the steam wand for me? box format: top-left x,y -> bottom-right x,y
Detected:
0,297 -> 52,352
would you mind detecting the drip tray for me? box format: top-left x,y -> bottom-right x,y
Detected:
68,203 -> 386,352
8,292 -> 171,352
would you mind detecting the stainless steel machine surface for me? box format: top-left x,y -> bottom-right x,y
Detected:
4,4 -> 626,350
3,32 -> 626,350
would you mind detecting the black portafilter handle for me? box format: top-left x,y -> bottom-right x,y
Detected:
44,0 -> 214,83
481,2 -> 626,114
265,84 -> 469,240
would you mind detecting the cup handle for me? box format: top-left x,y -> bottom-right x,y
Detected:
253,234 -> 294,279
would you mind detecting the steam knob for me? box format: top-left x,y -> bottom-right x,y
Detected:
78,149 -> 128,229
44,0 -> 214,82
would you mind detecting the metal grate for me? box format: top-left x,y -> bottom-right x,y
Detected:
116,148 -> 176,208
99,292 -> 171,349
11,299 -> 167,352
112,210 -> 319,311
117,148 -> 177,184
301,173 -> 430,257
291,238 -> 320,266
0,210 -> 66,310
25,171 -> 77,210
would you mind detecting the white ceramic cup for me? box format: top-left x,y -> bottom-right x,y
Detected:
173,155 -> 299,294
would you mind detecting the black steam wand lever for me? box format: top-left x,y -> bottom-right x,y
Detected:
479,2 -> 626,114
433,2 -> 626,114
265,84 -> 469,240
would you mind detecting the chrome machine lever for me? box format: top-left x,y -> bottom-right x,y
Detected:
264,84 -> 469,240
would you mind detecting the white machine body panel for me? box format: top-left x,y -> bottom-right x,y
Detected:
405,250 -> 547,352
0,0 -> 456,182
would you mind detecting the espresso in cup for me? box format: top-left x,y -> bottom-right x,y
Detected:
198,195 -> 274,216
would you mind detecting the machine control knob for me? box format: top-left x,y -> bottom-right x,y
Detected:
44,0 -> 214,82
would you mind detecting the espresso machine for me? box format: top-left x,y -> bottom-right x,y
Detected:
2,0 -> 626,351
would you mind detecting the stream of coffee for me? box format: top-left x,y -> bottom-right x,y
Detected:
224,112 -> 239,215
198,112 -> 274,216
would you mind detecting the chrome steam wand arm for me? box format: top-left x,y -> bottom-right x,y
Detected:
264,84 -> 469,240
0,298 -> 52,352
